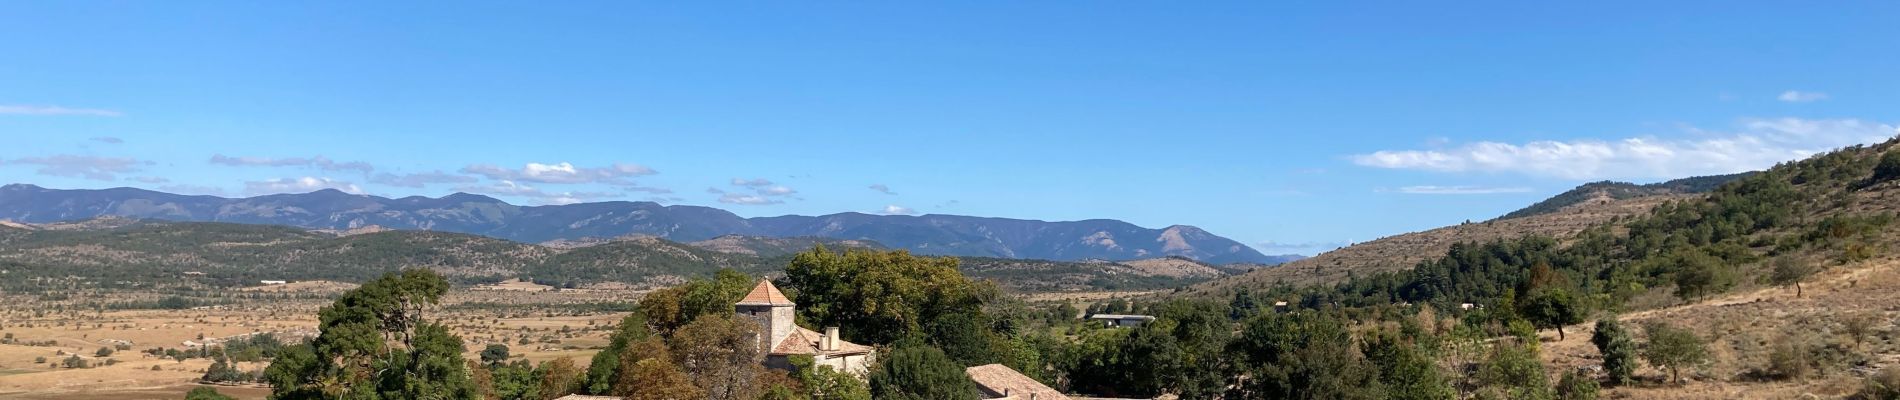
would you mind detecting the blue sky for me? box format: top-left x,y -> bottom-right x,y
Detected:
2,2 -> 1897,255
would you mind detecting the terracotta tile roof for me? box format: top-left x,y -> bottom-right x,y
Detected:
966,364 -> 1071,400
771,326 -> 874,356
736,281 -> 794,306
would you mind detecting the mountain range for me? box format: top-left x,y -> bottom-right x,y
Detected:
0,184 -> 1297,265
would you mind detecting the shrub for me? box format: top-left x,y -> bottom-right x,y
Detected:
1556,370 -> 1600,400
1765,337 -> 1812,381
1856,367 -> 1900,400
1590,319 -> 1637,386
1642,322 -> 1708,384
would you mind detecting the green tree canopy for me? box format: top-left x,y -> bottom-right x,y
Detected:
868,344 -> 979,400
1590,319 -> 1637,386
1642,322 -> 1709,384
262,268 -> 476,400
784,246 -> 990,345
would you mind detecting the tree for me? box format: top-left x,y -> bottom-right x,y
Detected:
1642,322 -> 1708,384
670,314 -> 769,400
1520,289 -> 1586,340
1556,370 -> 1600,400
641,270 -> 755,335
585,311 -> 650,394
1364,333 -> 1454,400
184,387 -> 236,400
1671,250 -> 1729,301
611,337 -> 674,396
490,360 -> 539,400
789,355 -> 872,400
784,246 -> 990,345
1477,343 -> 1553,400
868,344 -> 978,400
1769,257 -> 1818,298
622,358 -> 704,400
535,357 -> 583,400
481,344 -> 511,365
1590,319 -> 1637,386
262,269 -> 477,400
1873,151 -> 1900,183
1228,312 -> 1386,400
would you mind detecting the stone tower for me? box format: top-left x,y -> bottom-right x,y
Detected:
734,280 -> 796,353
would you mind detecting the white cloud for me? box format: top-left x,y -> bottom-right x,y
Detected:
6,155 -> 149,180
89,136 -> 124,144
211,154 -> 375,174
461,162 -> 656,185
1392,185 -> 1533,195
730,178 -> 773,187
452,180 -> 615,205
368,171 -> 477,188
868,184 -> 897,195
880,205 -> 917,215
757,186 -> 797,196
1350,118 -> 1899,180
1777,90 -> 1828,103
0,105 -> 122,117
717,193 -> 783,205
244,177 -> 365,196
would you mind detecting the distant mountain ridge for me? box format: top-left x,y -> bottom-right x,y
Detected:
0,184 -> 1289,264
1495,173 -> 1752,220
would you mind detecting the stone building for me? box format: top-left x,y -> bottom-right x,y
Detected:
734,281 -> 876,375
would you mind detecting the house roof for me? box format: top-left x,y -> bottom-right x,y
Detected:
736,281 -> 795,306
771,326 -> 874,356
1086,314 -> 1156,320
966,364 -> 1071,400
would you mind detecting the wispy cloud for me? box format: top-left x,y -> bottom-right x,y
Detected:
717,193 -> 783,205
211,154 -> 375,174
1390,185 -> 1533,195
0,105 -> 123,117
461,162 -> 656,185
868,183 -> 897,195
757,186 -> 797,196
1777,90 -> 1828,103
730,178 -> 774,187
367,171 -> 477,188
243,177 -> 365,196
1350,118 -> 1898,180
89,136 -> 124,144
880,205 -> 916,215
5,155 -> 149,180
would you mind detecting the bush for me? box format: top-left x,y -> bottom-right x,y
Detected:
34,356 -> 46,364
1642,322 -> 1709,384
1765,337 -> 1812,381
1590,319 -> 1637,386
95,347 -> 113,357
1556,370 -> 1600,400
1856,367 -> 1900,400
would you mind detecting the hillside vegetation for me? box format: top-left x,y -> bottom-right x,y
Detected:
0,221 -> 1227,294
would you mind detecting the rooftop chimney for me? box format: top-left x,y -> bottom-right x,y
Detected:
823,327 -> 840,351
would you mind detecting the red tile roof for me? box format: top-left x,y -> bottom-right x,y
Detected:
771,326 -> 874,356
966,364 -> 1071,400
736,280 -> 794,306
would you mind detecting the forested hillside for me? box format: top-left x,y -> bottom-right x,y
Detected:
0,220 -> 1224,293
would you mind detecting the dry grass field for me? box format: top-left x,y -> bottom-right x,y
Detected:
0,286 -> 647,400
1535,254 -> 1900,399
